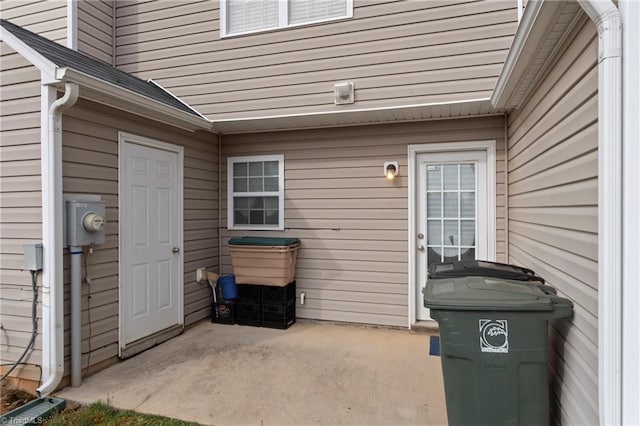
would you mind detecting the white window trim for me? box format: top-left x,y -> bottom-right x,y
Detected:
220,0 -> 354,38
227,154 -> 285,231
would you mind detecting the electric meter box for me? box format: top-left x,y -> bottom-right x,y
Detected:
66,200 -> 106,247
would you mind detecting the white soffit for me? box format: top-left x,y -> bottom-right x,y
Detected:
491,0 -> 584,109
212,99 -> 499,134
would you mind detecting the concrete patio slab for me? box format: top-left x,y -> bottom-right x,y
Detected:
56,321 -> 447,425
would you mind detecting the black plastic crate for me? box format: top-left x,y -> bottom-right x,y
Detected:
262,309 -> 296,329
261,300 -> 294,316
211,300 -> 237,324
237,284 -> 262,304
237,303 -> 261,327
261,300 -> 296,330
261,281 -> 296,305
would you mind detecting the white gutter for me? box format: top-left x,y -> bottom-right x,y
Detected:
576,1 -> 623,425
38,82 -> 79,396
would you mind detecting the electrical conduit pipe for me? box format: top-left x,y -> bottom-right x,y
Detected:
70,246 -> 82,387
37,82 -> 79,396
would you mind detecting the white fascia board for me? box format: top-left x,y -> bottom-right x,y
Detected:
491,0 -> 565,109
55,68 -> 213,132
0,25 -> 58,83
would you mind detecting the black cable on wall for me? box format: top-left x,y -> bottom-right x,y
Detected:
1,270 -> 39,383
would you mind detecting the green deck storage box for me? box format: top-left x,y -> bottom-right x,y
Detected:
424,276 -> 573,426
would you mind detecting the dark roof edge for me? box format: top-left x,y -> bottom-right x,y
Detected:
147,79 -> 209,120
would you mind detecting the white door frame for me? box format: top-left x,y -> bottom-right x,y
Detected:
408,141 -> 497,327
118,132 -> 184,354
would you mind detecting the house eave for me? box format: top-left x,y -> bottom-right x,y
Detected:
491,0 -> 584,109
55,68 -> 213,132
211,98 -> 502,134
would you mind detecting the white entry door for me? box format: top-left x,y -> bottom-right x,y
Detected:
415,149 -> 492,321
119,134 -> 183,349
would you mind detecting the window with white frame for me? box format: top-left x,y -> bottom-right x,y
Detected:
227,155 -> 285,230
221,0 -> 353,37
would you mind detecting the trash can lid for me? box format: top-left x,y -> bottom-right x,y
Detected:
429,260 -> 545,284
229,236 -> 300,246
424,276 -> 558,311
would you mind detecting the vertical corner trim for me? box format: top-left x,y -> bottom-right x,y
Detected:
66,0 -> 78,50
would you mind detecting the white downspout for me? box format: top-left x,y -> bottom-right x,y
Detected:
575,1 -> 623,425
619,2 -> 640,424
37,82 -> 79,396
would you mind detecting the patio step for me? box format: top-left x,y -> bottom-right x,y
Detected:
0,397 -> 66,425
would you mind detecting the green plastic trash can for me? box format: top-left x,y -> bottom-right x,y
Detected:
424,276 -> 573,426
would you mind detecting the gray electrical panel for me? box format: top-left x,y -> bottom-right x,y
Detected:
66,200 -> 106,247
23,243 -> 43,271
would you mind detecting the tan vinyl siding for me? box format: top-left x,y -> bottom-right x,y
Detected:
115,0 -> 518,119
60,99 -> 218,374
221,116 -> 506,327
77,0 -> 115,65
506,17 -> 598,425
0,42 -> 43,382
0,0 -> 67,44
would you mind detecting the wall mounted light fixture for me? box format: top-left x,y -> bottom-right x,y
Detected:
384,161 -> 399,180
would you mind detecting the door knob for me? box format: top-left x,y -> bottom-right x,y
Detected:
172,247 -> 181,253
417,245 -> 425,252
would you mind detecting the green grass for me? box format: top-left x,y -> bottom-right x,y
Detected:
44,401 -> 200,426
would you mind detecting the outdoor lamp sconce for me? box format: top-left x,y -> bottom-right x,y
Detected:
384,161 -> 399,180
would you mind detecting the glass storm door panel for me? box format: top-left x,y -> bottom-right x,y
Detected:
426,163 -> 477,267
416,150 -> 488,321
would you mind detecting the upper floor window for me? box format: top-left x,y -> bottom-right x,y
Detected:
227,155 -> 285,230
221,0 -> 353,37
